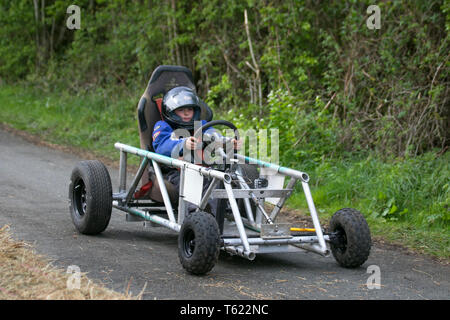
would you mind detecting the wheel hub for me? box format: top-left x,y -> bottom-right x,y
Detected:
330,227 -> 348,253
183,230 -> 196,257
74,179 -> 87,216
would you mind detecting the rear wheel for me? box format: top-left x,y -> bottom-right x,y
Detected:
69,160 -> 112,235
329,208 -> 371,268
178,211 -> 220,275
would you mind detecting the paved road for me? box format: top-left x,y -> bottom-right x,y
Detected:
0,128 -> 449,300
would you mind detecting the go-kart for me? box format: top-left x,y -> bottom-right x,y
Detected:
69,65 -> 371,275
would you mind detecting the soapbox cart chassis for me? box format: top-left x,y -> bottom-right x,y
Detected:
69,123 -> 371,275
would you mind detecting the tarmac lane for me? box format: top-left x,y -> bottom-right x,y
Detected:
0,127 -> 449,300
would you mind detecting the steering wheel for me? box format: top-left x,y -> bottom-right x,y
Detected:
193,120 -> 240,166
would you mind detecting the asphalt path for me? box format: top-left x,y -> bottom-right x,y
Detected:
0,128 -> 449,300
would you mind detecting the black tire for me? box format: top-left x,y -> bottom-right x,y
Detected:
178,211 -> 220,275
69,160 -> 112,235
329,208 -> 371,268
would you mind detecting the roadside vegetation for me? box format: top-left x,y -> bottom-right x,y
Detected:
0,0 -> 448,259
0,226 -> 135,299
1,84 -> 448,260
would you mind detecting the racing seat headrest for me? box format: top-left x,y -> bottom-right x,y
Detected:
136,65 -> 213,193
137,65 -> 213,154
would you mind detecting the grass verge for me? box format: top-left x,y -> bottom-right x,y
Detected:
287,153 -> 450,260
0,84 -> 141,165
0,83 -> 448,261
0,225 -> 138,300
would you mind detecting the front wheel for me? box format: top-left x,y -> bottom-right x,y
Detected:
329,208 -> 371,268
178,211 -> 220,275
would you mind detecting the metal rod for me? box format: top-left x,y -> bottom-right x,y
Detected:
231,170 -> 273,224
235,167 -> 255,223
211,188 -> 291,198
236,154 -> 309,182
269,177 -> 297,220
124,157 -> 149,204
126,204 -> 166,209
292,243 -> 330,257
255,199 -> 272,224
301,181 -> 327,253
224,182 -> 252,254
242,197 -> 255,223
224,246 -> 256,260
255,199 -> 262,225
239,188 -> 273,224
152,160 -> 177,224
178,164 -> 186,225
240,217 -> 261,232
113,204 -> 180,232
199,177 -> 219,210
223,235 -> 331,246
115,143 -> 231,183
119,150 -> 127,192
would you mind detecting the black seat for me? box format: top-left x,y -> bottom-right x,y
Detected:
136,65 -> 213,204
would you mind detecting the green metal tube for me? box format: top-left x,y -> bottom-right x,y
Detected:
236,154 -> 309,182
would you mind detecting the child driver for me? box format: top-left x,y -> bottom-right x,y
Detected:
152,86 -> 241,215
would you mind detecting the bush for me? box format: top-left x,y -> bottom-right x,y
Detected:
1,0 -> 447,157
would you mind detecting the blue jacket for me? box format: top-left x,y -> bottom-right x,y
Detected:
152,120 -> 215,158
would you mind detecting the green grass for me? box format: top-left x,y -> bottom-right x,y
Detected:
1,83 -> 449,260
0,84 -> 141,165
288,154 -> 450,259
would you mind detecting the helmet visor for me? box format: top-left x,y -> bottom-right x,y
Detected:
163,87 -> 200,113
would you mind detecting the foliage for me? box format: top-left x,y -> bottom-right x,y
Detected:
292,151 -> 450,228
0,1 -> 36,79
0,0 -> 447,158
0,0 -> 449,252
0,84 -> 140,162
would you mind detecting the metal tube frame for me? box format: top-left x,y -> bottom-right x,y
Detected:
112,142 -> 330,260
151,159 -> 177,223
124,157 -> 148,204
269,177 -> 297,221
119,150 -> 127,192
234,167 -> 255,223
177,164 -> 187,225
199,178 -> 219,210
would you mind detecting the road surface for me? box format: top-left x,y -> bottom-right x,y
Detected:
0,127 -> 448,300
